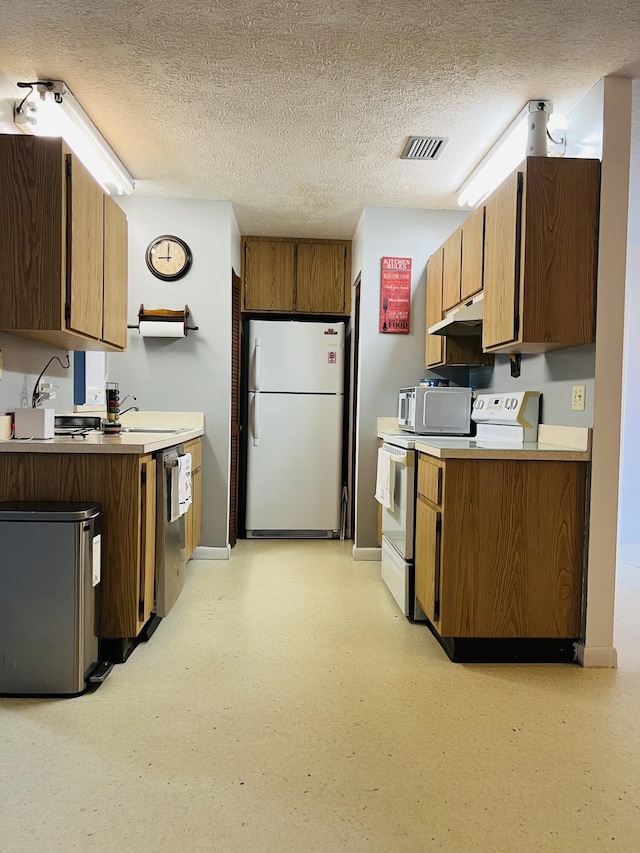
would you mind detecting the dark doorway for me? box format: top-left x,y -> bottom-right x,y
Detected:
229,270 -> 241,547
350,276 -> 361,537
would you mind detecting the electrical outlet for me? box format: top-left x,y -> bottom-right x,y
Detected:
572,384 -> 586,412
38,381 -> 57,401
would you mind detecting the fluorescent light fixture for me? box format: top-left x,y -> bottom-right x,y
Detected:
14,80 -> 134,195
456,100 -> 556,208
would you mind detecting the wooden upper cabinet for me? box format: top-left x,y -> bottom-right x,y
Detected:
102,195 -> 128,348
442,229 -> 462,313
242,237 -> 350,314
0,135 -> 65,334
482,170 -> 521,350
0,134 -> 128,352
483,157 -> 600,353
67,154 -> 104,340
296,242 -> 346,313
460,205 -> 485,301
426,247 -> 488,368
425,248 -> 444,367
244,240 -> 295,311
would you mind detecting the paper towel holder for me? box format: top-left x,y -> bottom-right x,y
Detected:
128,305 -> 199,337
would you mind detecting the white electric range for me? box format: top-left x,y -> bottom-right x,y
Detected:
377,390 -> 541,620
377,431 -> 426,621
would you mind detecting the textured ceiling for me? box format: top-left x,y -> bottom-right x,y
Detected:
1,0 -> 640,238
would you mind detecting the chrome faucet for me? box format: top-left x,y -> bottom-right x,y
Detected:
120,394 -> 137,407
119,406 -> 140,415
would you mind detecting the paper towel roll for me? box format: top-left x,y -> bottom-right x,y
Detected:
139,320 -> 185,338
0,414 -> 12,440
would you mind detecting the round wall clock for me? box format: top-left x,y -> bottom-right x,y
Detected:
145,235 -> 192,281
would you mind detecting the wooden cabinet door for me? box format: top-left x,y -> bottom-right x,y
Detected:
461,205 -> 485,301
296,243 -> 345,313
67,154 -> 104,340
415,495 -> 441,623
139,457 -> 156,628
0,135 -> 65,332
182,439 -> 202,560
442,230 -> 462,313
482,170 -> 521,350
191,465 -> 202,554
520,157 -> 599,348
418,455 -> 443,506
425,248 -> 444,367
244,240 -> 295,311
102,195 -> 128,348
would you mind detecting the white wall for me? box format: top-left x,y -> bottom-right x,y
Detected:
109,196 -> 241,551
0,75 -> 74,419
474,78 -> 632,665
353,206 -> 468,550
618,79 -> 640,544
570,77 -> 631,667
619,245 -> 640,542
470,346 -> 595,425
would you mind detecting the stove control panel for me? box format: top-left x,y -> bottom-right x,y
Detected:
472,391 -> 541,443
473,391 -> 540,424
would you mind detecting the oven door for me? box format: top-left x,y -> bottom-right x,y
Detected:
380,443 -> 415,561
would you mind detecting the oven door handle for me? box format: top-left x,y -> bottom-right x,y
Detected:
383,443 -> 408,465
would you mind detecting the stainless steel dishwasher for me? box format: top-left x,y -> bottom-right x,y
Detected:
154,444 -> 186,617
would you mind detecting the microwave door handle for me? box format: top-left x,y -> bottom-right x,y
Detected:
253,391 -> 261,446
254,337 -> 262,391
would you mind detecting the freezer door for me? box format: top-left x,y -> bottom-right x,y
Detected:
249,320 -> 345,393
246,392 -> 343,533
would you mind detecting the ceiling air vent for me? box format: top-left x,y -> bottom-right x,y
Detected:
400,136 -> 448,160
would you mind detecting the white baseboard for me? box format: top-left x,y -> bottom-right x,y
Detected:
191,545 -> 231,561
352,546 -> 382,561
576,643 -> 618,668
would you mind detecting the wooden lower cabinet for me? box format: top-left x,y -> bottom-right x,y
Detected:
415,495 -> 440,624
0,452 -> 156,640
183,438 -> 202,561
415,453 -> 587,644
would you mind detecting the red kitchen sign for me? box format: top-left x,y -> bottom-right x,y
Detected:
380,257 -> 411,334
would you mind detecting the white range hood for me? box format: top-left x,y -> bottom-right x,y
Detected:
428,292 -> 484,336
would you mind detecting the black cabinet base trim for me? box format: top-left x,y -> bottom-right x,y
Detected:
99,615 -> 163,664
423,621 -> 579,663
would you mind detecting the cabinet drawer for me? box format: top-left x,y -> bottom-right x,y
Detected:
418,455 -> 444,505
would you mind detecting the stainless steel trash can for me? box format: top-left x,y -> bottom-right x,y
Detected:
0,501 -> 107,696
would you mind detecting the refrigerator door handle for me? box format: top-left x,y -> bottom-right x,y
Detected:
253,391 -> 261,446
254,337 -> 262,391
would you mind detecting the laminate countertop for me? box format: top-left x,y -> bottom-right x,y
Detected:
378,422 -> 591,462
0,411 -> 204,455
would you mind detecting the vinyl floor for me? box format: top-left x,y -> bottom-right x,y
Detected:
2,539 -> 640,852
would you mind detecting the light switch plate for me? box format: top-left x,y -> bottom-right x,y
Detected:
572,384 -> 586,412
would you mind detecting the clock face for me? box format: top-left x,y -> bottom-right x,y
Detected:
145,235 -> 192,281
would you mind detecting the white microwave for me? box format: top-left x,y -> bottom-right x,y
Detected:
398,386 -> 472,434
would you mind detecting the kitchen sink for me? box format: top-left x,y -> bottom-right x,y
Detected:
121,426 -> 187,434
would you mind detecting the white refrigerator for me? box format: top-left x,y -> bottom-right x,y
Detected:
245,319 -> 345,537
